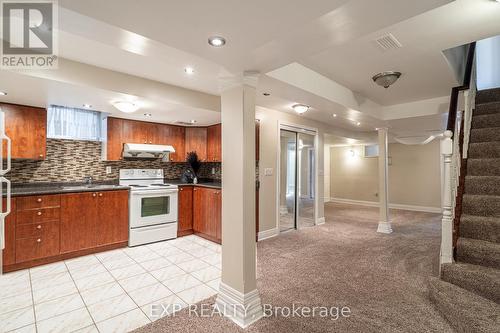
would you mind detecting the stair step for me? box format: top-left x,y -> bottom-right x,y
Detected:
462,194 -> 500,217
468,142 -> 500,158
475,102 -> 500,116
457,238 -> 500,269
476,88 -> 500,104
441,263 -> 500,304
465,176 -> 500,196
470,127 -> 500,143
472,113 -> 500,129
467,158 -> 500,176
428,277 -> 500,333
460,214 -> 500,243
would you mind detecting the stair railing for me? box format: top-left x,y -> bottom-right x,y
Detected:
440,42 -> 476,266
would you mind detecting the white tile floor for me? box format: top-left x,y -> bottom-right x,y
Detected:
0,235 -> 222,333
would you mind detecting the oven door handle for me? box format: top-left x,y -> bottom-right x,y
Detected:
131,190 -> 178,196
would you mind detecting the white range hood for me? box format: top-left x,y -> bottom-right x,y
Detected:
123,143 -> 175,159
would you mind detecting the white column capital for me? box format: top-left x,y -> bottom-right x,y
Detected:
218,71 -> 260,91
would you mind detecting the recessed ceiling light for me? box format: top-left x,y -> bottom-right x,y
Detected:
292,104 -> 310,114
144,113 -> 152,117
263,92 -> 271,96
83,104 -> 92,109
190,119 -> 197,124
208,36 -> 226,47
332,114 -> 337,118
184,67 -> 195,75
0,91 -> 7,96
112,101 -> 139,113
356,122 -> 361,126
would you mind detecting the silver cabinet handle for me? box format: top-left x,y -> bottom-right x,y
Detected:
37,198 -> 42,203
36,239 -> 41,243
37,211 -> 42,216
37,225 -> 42,229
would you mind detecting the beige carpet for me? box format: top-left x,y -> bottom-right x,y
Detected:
133,203 -> 454,333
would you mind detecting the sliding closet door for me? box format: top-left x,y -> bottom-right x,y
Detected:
297,132 -> 315,228
279,130 -> 297,232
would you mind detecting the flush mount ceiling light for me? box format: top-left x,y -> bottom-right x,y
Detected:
292,104 -> 310,114
208,36 -> 226,47
0,91 -> 7,96
184,67 -> 195,75
82,104 -> 92,109
113,101 -> 139,113
372,71 -> 402,88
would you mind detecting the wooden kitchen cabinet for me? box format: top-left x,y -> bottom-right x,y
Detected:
96,190 -> 129,246
177,186 -> 193,236
157,124 -> 186,162
193,187 -> 221,243
61,190 -> 129,253
207,124 -> 221,162
106,117 -> 124,161
185,127 -> 207,161
2,198 -> 16,266
1,103 -> 46,160
60,192 -> 98,253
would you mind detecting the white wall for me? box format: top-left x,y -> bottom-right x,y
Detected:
323,144 -> 331,202
329,141 -> 441,210
477,35 -> 500,90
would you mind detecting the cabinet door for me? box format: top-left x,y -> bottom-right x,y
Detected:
207,124 -> 221,162
214,190 -> 222,241
122,119 -> 149,144
1,103 -> 46,160
15,222 -> 60,263
60,193 -> 98,253
185,127 -> 207,161
96,190 -> 129,246
192,187 -> 206,233
2,198 -> 16,266
178,186 -> 193,235
107,117 -> 124,161
157,125 -> 186,162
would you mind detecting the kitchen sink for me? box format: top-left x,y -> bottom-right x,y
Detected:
61,185 -> 122,191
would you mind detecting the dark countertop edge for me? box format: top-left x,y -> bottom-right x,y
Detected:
9,186 -> 130,197
176,183 -> 222,189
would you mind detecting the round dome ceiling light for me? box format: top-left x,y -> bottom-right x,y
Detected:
208,36 -> 226,47
372,71 -> 402,88
292,104 -> 310,114
113,101 -> 139,113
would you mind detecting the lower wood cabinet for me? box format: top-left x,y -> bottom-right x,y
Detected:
192,187 -> 221,243
2,191 -> 129,272
61,190 -> 129,253
178,186 -> 194,236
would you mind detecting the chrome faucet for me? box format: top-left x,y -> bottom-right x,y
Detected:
83,176 -> 93,186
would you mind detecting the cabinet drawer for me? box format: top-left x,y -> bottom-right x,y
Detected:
17,195 -> 61,210
16,222 -> 58,239
15,223 -> 60,263
17,207 -> 60,225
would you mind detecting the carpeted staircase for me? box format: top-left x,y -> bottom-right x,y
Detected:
429,88 -> 500,332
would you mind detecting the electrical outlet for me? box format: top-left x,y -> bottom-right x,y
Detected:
106,166 -> 112,174
264,168 -> 273,176
211,168 -> 215,175
375,192 -> 378,197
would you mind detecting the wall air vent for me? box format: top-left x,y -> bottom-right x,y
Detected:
374,33 -> 402,51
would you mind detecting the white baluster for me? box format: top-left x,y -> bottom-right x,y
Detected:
440,130 -> 454,266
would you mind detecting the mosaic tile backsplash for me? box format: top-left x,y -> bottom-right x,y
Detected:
9,139 -> 222,183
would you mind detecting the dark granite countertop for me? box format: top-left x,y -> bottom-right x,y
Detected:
164,179 -> 222,189
7,182 -> 130,197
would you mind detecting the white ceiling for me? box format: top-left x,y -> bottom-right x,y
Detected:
0,0 -> 499,140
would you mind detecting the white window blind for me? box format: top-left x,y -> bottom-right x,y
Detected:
47,105 -> 102,141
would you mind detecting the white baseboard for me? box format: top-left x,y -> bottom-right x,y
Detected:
329,197 -> 441,213
257,227 -> 279,241
215,282 -> 263,328
316,217 -> 326,225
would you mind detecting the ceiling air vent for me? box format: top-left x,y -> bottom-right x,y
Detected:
175,121 -> 196,126
374,33 -> 402,51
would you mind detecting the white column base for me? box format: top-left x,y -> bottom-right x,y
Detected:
377,221 -> 393,234
215,282 -> 263,329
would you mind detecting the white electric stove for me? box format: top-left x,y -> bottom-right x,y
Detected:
119,169 -> 178,247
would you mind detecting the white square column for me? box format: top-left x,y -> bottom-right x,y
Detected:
215,73 -> 263,328
377,127 -> 393,234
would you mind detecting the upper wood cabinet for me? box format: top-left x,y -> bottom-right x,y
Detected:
105,117 -> 186,161
185,127 -> 207,161
207,124 -> 221,162
1,103 -> 46,160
